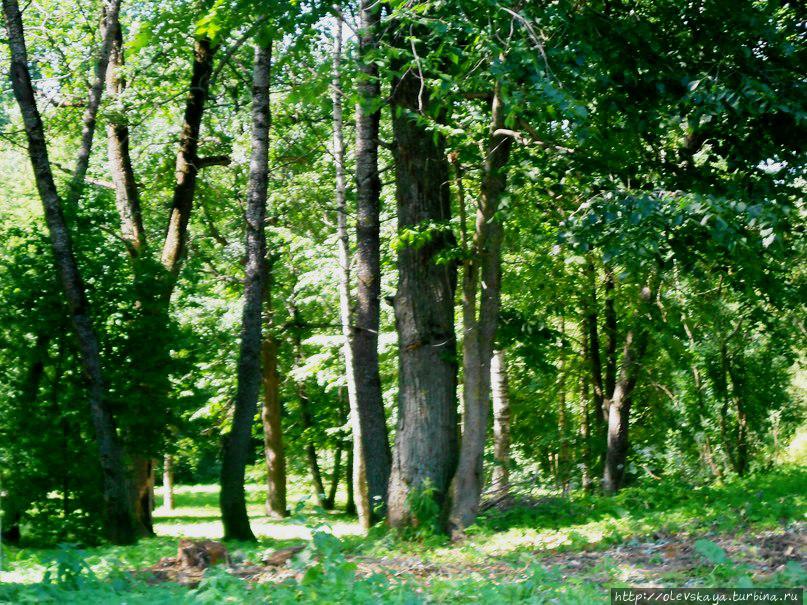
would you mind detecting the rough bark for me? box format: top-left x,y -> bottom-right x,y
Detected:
448,84 -> 512,535
219,43 -> 271,542
66,0 -> 122,207
2,0 -> 136,544
331,14 -> 371,528
162,455 -> 175,510
602,287 -> 652,494
490,349 -> 511,495
352,0 -> 391,519
160,37 -> 217,276
387,58 -> 458,529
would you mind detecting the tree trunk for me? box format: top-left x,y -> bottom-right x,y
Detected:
298,379 -> 327,507
490,349 -> 511,495
325,441 -> 343,510
387,56 -> 458,529
105,23 -> 168,537
219,42 -> 271,542
261,332 -> 287,518
557,318 -> 570,495
162,455 -> 175,511
2,0 -> 136,544
331,13 -> 371,529
602,286 -> 652,494
352,0 -> 391,520
106,25 -> 145,256
160,37 -> 217,276
131,458 -> 155,535
726,360 -> 749,476
448,84 -> 512,535
345,441 -> 356,515
603,272 -> 618,408
66,0 -> 121,206
580,363 -> 593,491
584,261 -> 605,422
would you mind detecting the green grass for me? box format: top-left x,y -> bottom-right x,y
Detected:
1,466 -> 804,603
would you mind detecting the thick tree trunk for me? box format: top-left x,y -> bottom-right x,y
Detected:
219,43 -> 271,542
352,0 -> 391,520
448,84 -> 512,535
160,37 -> 217,276
162,455 -> 175,511
490,349 -> 511,495
387,60 -> 458,529
602,286 -> 652,494
2,0 -> 136,544
331,14 -> 371,528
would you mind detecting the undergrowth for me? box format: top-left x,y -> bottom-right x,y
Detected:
0,466 -> 803,604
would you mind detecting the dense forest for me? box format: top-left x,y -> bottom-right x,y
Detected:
0,0 -> 804,601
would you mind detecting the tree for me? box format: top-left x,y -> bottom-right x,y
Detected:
219,39 -> 272,542
448,83 -> 513,535
2,0 -> 137,544
386,14 -> 459,527
351,0 -> 391,526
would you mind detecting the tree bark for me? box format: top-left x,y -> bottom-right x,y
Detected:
602,287 -> 652,494
160,37 -> 217,276
331,13 -> 371,528
387,56 -> 458,529
110,34 -> 216,534
162,455 -> 175,510
260,333 -> 287,517
131,458 -> 154,535
448,84 -> 513,535
490,349 -> 511,495
2,0 -> 136,544
105,25 -> 145,256
66,0 -> 122,207
352,0 -> 391,520
219,42 -> 271,542
345,440 -> 356,515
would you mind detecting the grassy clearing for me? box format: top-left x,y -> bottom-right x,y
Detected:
0,467 -> 804,603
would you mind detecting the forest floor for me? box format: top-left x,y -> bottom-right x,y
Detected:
0,466 -> 804,603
